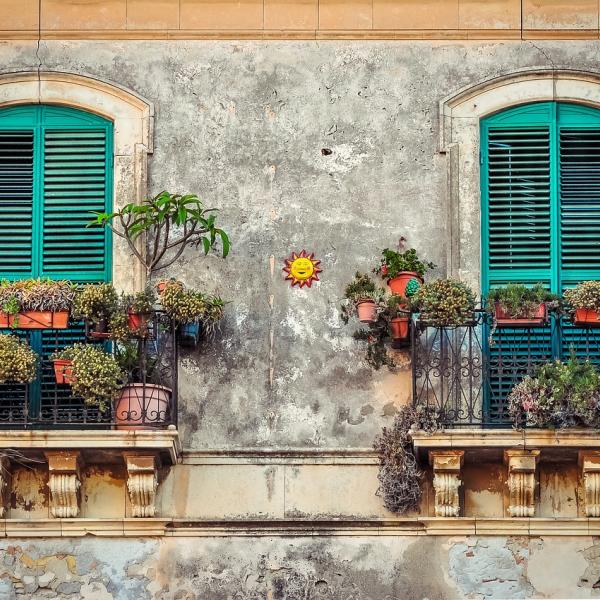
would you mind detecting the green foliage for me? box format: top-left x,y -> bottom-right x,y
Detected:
486,283 -> 557,319
374,248 -> 436,280
0,335 -> 38,384
114,341 -> 160,385
52,344 -> 123,410
126,287 -> 156,314
74,283 -> 119,322
341,273 -> 386,324
0,278 -> 77,313
508,355 -> 600,428
89,191 -> 230,277
564,281 -> 600,311
411,279 -> 476,327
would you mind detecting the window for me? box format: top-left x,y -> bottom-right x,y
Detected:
481,101 -> 600,422
0,104 -> 113,424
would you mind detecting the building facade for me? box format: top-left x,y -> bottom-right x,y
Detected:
0,1 -> 599,597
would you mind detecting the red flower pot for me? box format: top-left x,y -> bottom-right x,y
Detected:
390,316 -> 410,340
494,303 -> 546,327
0,310 -> 69,329
356,300 -> 377,323
574,308 -> 600,326
53,359 -> 74,385
388,272 -> 422,297
127,311 -> 150,332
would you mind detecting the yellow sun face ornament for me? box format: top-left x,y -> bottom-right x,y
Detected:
283,250 -> 322,288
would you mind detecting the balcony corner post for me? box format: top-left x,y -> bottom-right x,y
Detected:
0,455 -> 11,517
429,450 -> 464,517
44,451 -> 83,518
123,453 -> 159,517
504,449 -> 540,517
579,451 -> 600,517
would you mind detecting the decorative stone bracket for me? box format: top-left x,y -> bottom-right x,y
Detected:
124,453 -> 159,517
505,449 -> 540,517
579,451 -> 600,517
430,450 -> 464,517
45,451 -> 82,518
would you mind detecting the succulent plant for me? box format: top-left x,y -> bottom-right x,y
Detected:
564,281 -> 600,312
159,283 -> 207,324
411,279 -> 476,327
52,344 -> 123,410
74,283 -> 119,322
486,283 -> 558,319
0,335 -> 38,384
126,287 -> 156,314
0,278 -> 77,313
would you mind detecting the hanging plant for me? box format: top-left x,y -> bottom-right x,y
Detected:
411,279 -> 476,327
0,335 -> 38,384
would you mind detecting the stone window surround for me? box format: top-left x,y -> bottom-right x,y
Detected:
439,68 -> 600,292
0,70 -> 154,294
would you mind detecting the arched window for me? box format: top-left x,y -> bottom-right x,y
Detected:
0,104 -> 113,424
481,101 -> 600,421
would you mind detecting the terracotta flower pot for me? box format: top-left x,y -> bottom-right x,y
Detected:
494,303 -> 546,327
390,316 -> 410,340
53,359 -> 74,384
574,308 -> 600,327
388,272 -> 422,297
114,383 -> 171,430
127,311 -> 150,332
0,310 -> 69,329
156,281 -> 169,294
356,300 -> 377,323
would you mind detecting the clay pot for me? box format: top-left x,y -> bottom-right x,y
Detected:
388,272 -> 422,297
356,300 -> 377,323
127,311 -> 150,332
574,308 -> 600,327
53,359 -> 74,384
0,310 -> 69,329
114,384 -> 171,430
390,316 -> 410,340
494,303 -> 546,327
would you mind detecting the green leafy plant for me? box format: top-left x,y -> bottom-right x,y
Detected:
51,344 -> 123,410
114,341 -> 160,385
0,335 -> 38,384
0,278 -> 77,313
486,283 -> 558,319
374,406 -> 440,513
564,281 -> 600,311
411,279 -> 476,327
374,248 -> 436,280
74,283 -> 119,323
89,191 -> 230,278
508,355 -> 600,428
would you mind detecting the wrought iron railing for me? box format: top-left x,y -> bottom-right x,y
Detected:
0,311 -> 178,429
411,311 -> 600,427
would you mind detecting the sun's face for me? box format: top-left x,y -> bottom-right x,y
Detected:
284,250 -> 322,288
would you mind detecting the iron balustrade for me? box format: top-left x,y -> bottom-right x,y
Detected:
411,311 -> 600,427
0,310 -> 178,429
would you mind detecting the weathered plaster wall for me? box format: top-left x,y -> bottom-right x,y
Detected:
0,535 -> 599,598
2,40 -> 600,450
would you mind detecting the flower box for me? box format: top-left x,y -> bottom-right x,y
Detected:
0,310 -> 69,329
574,308 -> 600,327
494,303 -> 546,328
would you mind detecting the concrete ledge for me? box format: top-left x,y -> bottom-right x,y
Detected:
0,430 -> 181,465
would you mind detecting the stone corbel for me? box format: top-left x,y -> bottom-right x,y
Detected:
124,453 -> 158,517
504,449 -> 540,517
579,451 -> 600,517
45,451 -> 82,518
430,450 -> 464,517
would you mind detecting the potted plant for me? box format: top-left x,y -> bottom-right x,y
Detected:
411,279 -> 476,327
159,281 -> 207,340
74,283 -> 119,337
0,334 -> 38,384
0,278 -> 76,329
114,342 -> 172,429
341,272 -> 385,324
564,281 -> 600,326
89,191 -> 230,279
125,287 -> 156,334
387,295 -> 410,340
374,248 -> 435,297
486,283 -> 556,327
508,355 -> 600,428
49,344 -> 123,411
51,347 -> 75,384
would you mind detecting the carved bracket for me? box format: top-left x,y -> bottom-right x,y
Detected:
504,449 -> 540,517
579,451 -> 600,517
124,453 -> 158,517
45,451 -> 82,518
430,450 -> 464,517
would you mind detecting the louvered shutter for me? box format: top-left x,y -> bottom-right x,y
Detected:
0,105 -> 112,424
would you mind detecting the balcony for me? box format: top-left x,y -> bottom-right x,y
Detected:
0,310 -> 178,430
411,310 -> 600,427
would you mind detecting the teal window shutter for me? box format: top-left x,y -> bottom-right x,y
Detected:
0,105 -> 113,424
481,101 -> 600,422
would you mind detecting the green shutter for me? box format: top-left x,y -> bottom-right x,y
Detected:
482,102 -> 600,423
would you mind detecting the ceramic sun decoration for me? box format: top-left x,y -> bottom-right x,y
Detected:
283,250 -> 322,288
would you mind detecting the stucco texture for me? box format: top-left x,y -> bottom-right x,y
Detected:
2,40 -> 600,450
0,535 -> 599,598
